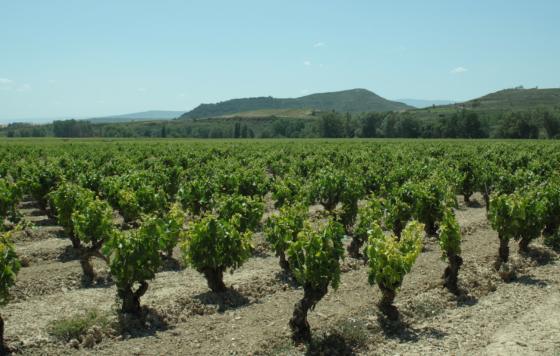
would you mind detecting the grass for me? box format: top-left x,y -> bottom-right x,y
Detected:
48,309 -> 112,342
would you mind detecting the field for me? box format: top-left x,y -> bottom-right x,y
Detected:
0,138 -> 559,355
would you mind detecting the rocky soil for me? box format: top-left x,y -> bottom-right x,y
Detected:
2,193 -> 559,355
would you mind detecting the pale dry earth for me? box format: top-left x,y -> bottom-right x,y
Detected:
2,193 -> 559,355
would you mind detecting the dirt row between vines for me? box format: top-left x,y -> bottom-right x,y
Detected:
3,194 -> 560,355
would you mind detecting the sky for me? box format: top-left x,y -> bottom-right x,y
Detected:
1,0 -> 559,122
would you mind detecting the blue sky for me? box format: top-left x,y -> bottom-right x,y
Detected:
1,0 -> 559,122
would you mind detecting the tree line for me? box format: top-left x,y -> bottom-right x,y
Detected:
3,109 -> 560,139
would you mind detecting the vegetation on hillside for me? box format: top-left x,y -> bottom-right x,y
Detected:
3,88 -> 560,139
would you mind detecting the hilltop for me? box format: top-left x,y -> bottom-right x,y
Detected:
461,87 -> 560,112
179,89 -> 412,120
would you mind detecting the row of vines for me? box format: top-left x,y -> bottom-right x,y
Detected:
0,140 -> 559,349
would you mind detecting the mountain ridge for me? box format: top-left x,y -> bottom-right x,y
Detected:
179,89 -> 412,120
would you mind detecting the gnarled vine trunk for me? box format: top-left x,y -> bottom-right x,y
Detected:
0,314 -> 6,356
425,220 -> 438,236
289,283 -> 328,343
377,283 -> 399,320
495,235 -> 509,270
80,253 -> 95,283
202,267 -> 226,293
79,245 -> 108,283
278,251 -> 290,272
393,220 -> 404,240
378,283 -> 399,321
483,191 -> 490,214
69,234 -> 81,249
443,251 -> 463,294
347,236 -> 364,259
498,236 -> 509,264
518,236 -> 531,254
118,281 -> 149,314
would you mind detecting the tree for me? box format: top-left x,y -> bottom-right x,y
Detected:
234,122 -> 241,138
462,112 -> 485,138
344,112 -> 354,137
52,119 -> 94,137
497,112 -> 539,139
241,124 -> 248,138
542,110 -> 560,139
318,112 -> 344,138
367,221 -> 424,320
287,219 -> 344,342
361,113 -> 382,137
181,214 -> 252,293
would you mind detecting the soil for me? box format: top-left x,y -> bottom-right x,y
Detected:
2,193 -> 559,355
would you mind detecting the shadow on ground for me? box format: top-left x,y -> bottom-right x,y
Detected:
193,289 -> 251,313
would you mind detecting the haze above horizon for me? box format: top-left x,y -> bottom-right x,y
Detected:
1,0 -> 559,122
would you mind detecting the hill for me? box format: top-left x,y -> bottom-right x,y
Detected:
400,87 -> 560,121
460,87 -> 560,112
179,89 -> 412,119
88,110 -> 185,123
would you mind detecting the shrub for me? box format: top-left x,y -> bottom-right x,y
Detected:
271,176 -> 303,208
367,221 -> 423,320
336,176 -> 365,234
116,189 -> 141,224
158,202 -> 185,258
214,194 -> 264,232
103,225 -> 162,314
438,209 -> 463,294
181,214 -> 252,293
458,160 -> 479,203
0,178 -> 21,228
177,179 -> 215,215
72,197 -> 115,282
48,182 -> 95,248
286,219 -> 345,342
310,168 -> 346,211
264,204 -> 306,271
489,189 -> 546,270
348,196 -> 383,258
0,230 -> 20,352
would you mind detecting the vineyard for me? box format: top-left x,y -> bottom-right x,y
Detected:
0,138 -> 559,355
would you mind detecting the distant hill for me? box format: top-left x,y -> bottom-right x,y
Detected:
179,89 -> 412,119
459,88 -> 560,112
397,99 -> 456,108
402,87 -> 560,122
88,110 -> 185,123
